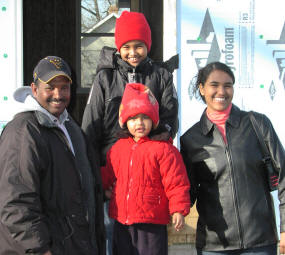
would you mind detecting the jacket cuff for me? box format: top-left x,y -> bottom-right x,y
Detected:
280,204 -> 285,232
26,244 -> 50,254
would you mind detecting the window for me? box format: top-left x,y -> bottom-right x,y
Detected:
79,0 -> 130,91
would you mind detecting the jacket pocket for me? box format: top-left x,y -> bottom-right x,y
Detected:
0,221 -> 26,254
143,194 -> 161,205
143,193 -> 163,214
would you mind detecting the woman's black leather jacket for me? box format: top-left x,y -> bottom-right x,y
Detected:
180,104 -> 285,251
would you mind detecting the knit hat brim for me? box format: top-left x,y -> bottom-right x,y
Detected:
119,83 -> 159,128
115,11 -> 152,51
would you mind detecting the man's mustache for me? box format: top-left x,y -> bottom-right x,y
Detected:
47,98 -> 67,103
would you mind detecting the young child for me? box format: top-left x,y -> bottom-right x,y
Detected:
101,83 -> 190,255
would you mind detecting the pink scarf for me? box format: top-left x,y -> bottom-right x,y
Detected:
206,104 -> 232,144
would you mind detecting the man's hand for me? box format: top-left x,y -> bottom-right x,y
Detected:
280,232 -> 285,254
172,212 -> 185,232
43,251 -> 52,255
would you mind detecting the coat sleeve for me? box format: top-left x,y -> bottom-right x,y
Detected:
100,148 -> 116,190
158,143 -> 190,216
152,71 -> 179,139
81,72 -> 106,165
257,113 -> 285,232
0,120 -> 50,254
180,136 -> 197,207
84,135 -> 106,255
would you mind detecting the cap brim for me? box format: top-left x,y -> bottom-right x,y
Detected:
38,71 -> 72,84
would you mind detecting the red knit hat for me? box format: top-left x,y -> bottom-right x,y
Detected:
119,83 -> 159,128
115,11 -> 152,51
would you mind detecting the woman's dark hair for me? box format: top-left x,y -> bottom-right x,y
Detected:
191,61 -> 235,103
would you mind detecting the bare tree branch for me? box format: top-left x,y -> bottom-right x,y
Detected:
81,0 -> 116,31
81,5 -> 97,17
93,0 -> 101,20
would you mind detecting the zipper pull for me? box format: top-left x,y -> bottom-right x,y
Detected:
127,69 -> 136,83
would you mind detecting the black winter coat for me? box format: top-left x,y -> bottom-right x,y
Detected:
81,46 -> 179,165
0,111 -> 105,255
180,105 -> 285,251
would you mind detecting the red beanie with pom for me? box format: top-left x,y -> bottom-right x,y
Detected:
115,11 -> 152,51
119,83 -> 159,128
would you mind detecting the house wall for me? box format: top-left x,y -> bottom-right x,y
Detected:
141,0 -> 163,61
22,0 -> 165,123
23,0 -> 78,114
0,0 -> 23,133
164,0 -> 199,248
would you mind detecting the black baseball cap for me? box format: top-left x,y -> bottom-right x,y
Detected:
33,56 -> 72,84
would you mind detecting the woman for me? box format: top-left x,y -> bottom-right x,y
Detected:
180,62 -> 285,255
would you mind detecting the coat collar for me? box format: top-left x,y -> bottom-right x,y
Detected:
200,104 -> 241,136
117,55 -> 152,73
127,136 -> 151,144
35,110 -> 69,129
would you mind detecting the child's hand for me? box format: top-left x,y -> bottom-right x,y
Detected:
172,212 -> 185,231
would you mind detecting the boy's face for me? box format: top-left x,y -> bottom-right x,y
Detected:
126,114 -> 152,142
119,40 -> 148,67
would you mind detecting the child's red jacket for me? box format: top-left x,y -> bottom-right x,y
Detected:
101,136 -> 190,225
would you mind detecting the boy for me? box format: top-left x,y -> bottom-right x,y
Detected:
82,10 -> 178,166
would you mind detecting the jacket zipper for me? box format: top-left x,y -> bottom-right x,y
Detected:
125,143 -> 137,224
127,68 -> 137,83
222,125 -> 244,248
53,128 -> 83,184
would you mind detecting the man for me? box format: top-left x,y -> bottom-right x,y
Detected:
0,56 -> 105,255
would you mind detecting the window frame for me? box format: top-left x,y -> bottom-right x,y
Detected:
76,1 -> 117,94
